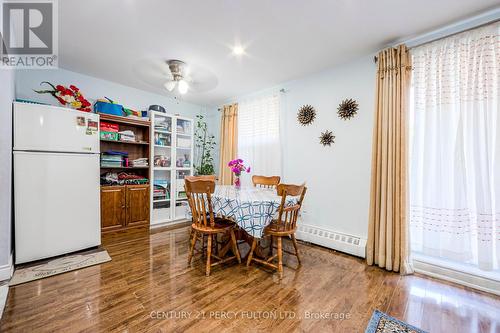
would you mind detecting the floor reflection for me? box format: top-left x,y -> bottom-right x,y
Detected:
1,225 -> 499,332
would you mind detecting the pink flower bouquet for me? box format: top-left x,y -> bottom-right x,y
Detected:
228,159 -> 250,188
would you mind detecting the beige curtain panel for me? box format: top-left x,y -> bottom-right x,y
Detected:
219,103 -> 238,185
367,45 -> 413,275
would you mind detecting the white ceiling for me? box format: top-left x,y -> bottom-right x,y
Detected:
59,0 -> 499,106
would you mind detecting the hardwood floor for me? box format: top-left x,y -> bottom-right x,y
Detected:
1,225 -> 499,332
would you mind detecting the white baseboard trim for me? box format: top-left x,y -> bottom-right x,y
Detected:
296,224 -> 366,258
413,259 -> 500,296
0,252 -> 13,282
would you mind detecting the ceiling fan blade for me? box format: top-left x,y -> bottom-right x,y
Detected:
133,58 -> 173,80
180,65 -> 218,93
185,76 -> 218,93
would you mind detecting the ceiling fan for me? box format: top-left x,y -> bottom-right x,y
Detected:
133,58 -> 218,96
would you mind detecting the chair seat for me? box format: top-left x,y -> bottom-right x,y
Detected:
191,218 -> 234,234
264,220 -> 296,236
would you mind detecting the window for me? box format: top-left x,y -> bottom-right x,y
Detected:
409,22 -> 499,275
237,93 -> 281,184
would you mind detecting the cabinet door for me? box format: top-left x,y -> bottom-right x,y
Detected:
126,185 -> 150,226
101,186 -> 126,232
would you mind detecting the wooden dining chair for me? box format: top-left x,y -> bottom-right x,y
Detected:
185,175 -> 219,248
246,183 -> 307,278
185,178 -> 241,276
252,175 -> 281,189
186,176 -> 216,234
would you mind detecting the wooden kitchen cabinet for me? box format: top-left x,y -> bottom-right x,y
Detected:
101,186 -> 126,232
126,185 -> 150,226
100,184 -> 150,233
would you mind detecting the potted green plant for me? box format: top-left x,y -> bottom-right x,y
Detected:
194,115 -> 216,175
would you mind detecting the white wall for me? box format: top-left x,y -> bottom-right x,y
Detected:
219,55 -> 376,240
0,68 -> 15,279
281,56 -> 375,239
15,68 -> 207,118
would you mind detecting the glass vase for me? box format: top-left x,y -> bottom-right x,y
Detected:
234,175 -> 241,188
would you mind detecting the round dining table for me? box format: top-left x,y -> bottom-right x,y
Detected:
211,185 -> 298,238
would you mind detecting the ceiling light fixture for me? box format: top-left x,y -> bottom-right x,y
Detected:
232,45 -> 245,56
178,79 -> 189,94
164,60 -> 191,95
164,81 -> 177,92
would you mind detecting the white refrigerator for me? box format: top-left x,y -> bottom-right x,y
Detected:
13,102 -> 101,264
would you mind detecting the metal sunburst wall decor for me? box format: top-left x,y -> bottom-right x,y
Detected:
297,104 -> 316,126
319,130 -> 335,146
337,98 -> 359,120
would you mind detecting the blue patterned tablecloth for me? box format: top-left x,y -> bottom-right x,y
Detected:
210,185 -> 298,238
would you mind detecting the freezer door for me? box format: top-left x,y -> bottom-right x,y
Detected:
14,151 -> 101,264
13,102 -> 100,153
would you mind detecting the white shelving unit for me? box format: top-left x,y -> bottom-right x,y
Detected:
150,111 -> 194,227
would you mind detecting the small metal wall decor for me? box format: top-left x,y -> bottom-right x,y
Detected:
319,130 -> 335,146
297,104 -> 316,126
337,98 -> 359,120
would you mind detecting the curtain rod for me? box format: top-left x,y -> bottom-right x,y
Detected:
374,11 -> 499,62
407,18 -> 499,49
217,88 -> 287,111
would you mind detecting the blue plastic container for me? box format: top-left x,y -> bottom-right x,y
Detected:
94,100 -> 123,116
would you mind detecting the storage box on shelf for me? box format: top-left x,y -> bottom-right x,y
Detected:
150,112 -> 194,227
98,113 -> 151,232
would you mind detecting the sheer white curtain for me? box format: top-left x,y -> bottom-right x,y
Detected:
237,93 -> 281,186
409,22 -> 500,271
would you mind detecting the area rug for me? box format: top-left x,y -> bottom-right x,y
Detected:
9,250 -> 111,286
365,310 -> 427,333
